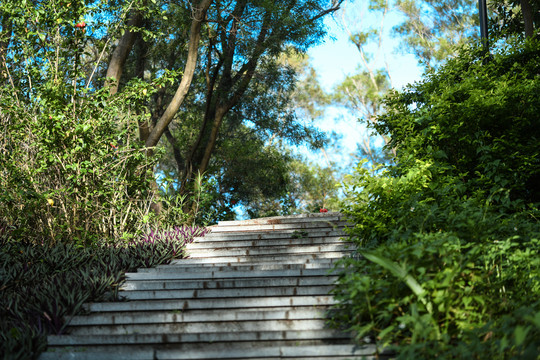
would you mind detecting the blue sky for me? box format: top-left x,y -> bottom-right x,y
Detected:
302,3 -> 424,166
309,3 -> 424,90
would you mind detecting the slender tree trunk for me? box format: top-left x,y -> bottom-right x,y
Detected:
198,105 -> 227,175
105,10 -> 144,95
134,31 -> 152,142
520,0 -> 535,38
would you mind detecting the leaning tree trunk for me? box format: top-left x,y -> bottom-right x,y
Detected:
105,10 -> 144,95
145,0 -> 213,150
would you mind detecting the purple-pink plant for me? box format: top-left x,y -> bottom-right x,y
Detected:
134,225 -> 210,259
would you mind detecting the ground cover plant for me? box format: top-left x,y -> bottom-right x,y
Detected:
0,225 -> 209,360
331,36 -> 540,359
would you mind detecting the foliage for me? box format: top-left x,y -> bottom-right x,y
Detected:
332,68 -> 393,165
287,158 -> 341,214
158,50 -> 336,222
490,0 -> 540,39
0,0 -> 168,245
0,85 -> 159,245
393,0 -> 478,67
281,51 -> 331,119
331,36 -> 540,358
0,225 -> 208,359
1,0 -> 345,231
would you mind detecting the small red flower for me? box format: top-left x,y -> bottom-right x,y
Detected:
320,208 -> 328,213
75,22 -> 86,28
110,143 -> 118,149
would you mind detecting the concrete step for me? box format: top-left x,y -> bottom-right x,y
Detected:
195,229 -> 347,242
120,275 -> 338,291
42,338 -> 361,354
215,212 -> 344,226
125,268 -> 337,281
187,236 -> 348,249
177,252 -> 350,264
47,328 -> 350,346
208,221 -> 349,233
118,285 -> 335,300
84,295 -> 337,312
187,243 -> 351,258
67,307 -> 332,326
154,261 -> 340,270
67,318 -> 333,336
40,343 -> 380,360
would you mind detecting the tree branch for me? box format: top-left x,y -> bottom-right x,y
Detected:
145,0 -> 213,149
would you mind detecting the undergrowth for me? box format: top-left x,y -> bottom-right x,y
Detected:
0,225 -> 209,360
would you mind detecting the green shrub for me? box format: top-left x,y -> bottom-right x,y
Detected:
332,36 -> 540,358
0,0 -> 167,246
0,84 -> 159,245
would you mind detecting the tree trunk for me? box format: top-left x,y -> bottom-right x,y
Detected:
198,105 -> 227,175
145,0 -> 213,149
520,0 -> 535,38
105,10 -> 144,95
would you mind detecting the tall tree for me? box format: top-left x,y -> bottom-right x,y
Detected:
177,1 -> 344,190
393,0 -> 477,68
114,0 -> 344,208
103,1 -> 344,218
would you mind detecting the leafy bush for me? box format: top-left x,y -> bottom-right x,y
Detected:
0,225 -> 208,360
0,0 -> 172,246
331,36 -> 540,359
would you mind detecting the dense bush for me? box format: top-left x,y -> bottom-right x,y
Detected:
0,82 -> 162,245
331,36 -> 540,359
0,225 -> 209,360
0,0 -> 181,246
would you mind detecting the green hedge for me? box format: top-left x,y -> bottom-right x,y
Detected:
331,36 -> 540,359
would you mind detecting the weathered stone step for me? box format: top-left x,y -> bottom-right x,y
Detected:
177,252 -> 349,264
215,212 -> 344,226
125,268 -> 336,280
196,229 -> 347,241
150,344 -> 378,360
187,243 -> 351,257
154,261 -> 339,270
67,307 -> 331,326
208,221 -> 349,233
187,236 -> 347,249
120,275 -> 338,291
67,318 -> 331,336
41,339 -> 359,357
40,343 -> 380,360
84,295 -> 337,312
118,284 -> 335,300
47,328 -> 350,346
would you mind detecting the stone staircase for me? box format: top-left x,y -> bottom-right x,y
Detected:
41,213 -> 381,359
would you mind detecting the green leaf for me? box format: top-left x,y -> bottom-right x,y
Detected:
361,250 -> 426,300
513,325 -> 529,347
